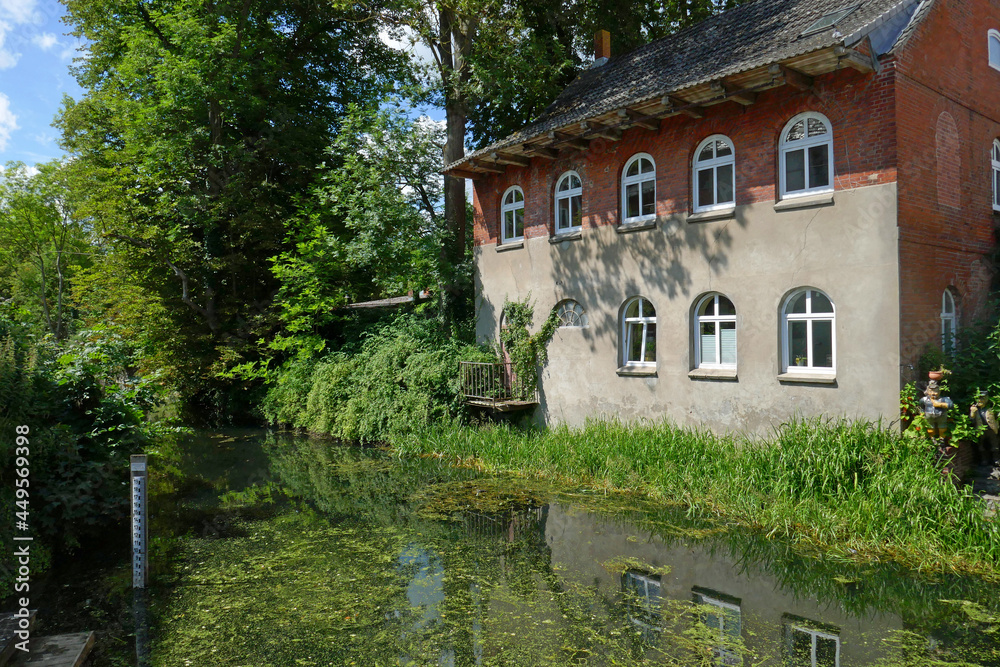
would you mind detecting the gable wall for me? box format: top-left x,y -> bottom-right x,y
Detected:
894,0 -> 1000,376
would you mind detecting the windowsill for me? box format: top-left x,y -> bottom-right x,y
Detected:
616,218 -> 657,234
496,240 -> 524,252
550,230 -> 582,243
777,372 -> 837,384
617,365 -> 657,377
687,208 -> 735,223
688,368 -> 738,381
774,192 -> 834,212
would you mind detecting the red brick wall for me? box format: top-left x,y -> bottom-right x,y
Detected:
894,0 -> 1000,374
471,65 -> 898,246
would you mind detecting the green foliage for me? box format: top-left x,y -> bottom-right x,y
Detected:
263,314 -> 485,443
398,418 -> 1000,575
499,297 -> 560,398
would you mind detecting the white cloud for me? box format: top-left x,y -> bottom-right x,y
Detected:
0,0 -> 37,25
0,21 -> 19,69
379,26 -> 437,69
0,92 -> 19,151
23,164 -> 38,177
31,31 -> 55,50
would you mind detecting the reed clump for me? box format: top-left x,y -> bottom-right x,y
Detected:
397,418 -> 1000,576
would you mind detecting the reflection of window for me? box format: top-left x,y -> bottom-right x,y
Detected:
556,299 -> 587,327
555,171 -> 583,234
622,571 -> 662,641
780,113 -> 833,198
941,289 -> 957,355
781,288 -> 835,374
622,297 -> 656,367
501,186 -> 525,243
695,294 -> 737,369
693,588 -> 742,666
621,154 -> 656,223
784,617 -> 840,667
694,136 -> 736,212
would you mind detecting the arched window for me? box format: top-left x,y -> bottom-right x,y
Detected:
556,299 -> 587,327
621,297 -> 656,367
779,113 -> 833,198
992,140 -> 1000,212
554,171 -> 583,234
501,186 -> 524,243
942,289 -> 957,355
781,288 -> 835,373
621,154 -> 656,224
989,29 -> 1000,71
694,294 -> 737,369
693,136 -> 735,212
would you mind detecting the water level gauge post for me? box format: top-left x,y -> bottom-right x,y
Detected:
131,454 -> 148,588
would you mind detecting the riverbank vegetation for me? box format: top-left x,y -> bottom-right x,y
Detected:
397,418 -> 1000,577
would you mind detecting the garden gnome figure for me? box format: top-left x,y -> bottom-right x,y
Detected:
969,390 -> 999,466
920,380 -> 953,444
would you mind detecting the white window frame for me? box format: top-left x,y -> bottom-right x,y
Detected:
621,153 -> 657,224
622,296 -> 656,368
990,29 -> 1000,72
781,288 -> 836,375
992,139 -> 1000,212
693,135 -> 736,212
779,112 -> 834,199
500,185 -> 525,244
554,171 -> 583,235
694,293 -> 737,370
942,289 -> 957,355
787,624 -> 841,667
556,299 -> 587,328
693,590 -> 742,666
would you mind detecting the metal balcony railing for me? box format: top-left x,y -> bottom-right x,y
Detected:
459,361 -> 538,410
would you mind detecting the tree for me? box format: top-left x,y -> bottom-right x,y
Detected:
0,161 -> 88,340
56,0 -> 409,365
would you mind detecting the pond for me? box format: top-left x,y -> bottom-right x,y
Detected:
143,430 -> 1000,666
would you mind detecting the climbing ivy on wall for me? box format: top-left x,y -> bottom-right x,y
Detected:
499,297 -> 560,398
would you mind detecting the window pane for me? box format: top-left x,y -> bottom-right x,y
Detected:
514,208 -> 524,237
571,195 -> 582,227
807,117 -> 828,136
514,189 -> 523,202
812,319 -> 833,368
701,322 -> 718,364
789,292 -> 808,313
786,149 -> 806,192
699,297 -> 716,317
641,179 -> 655,216
625,299 -> 640,319
808,145 -> 830,188
628,322 -> 644,362
717,164 -> 734,205
786,120 -> 805,142
639,158 -> 654,174
558,198 -> 570,230
943,319 -> 955,354
718,296 -> 735,316
720,322 -> 736,365
811,291 -> 833,313
571,174 -> 581,189
642,299 -> 656,317
816,636 -> 837,667
790,631 -> 812,666
504,210 -> 514,239
627,160 -> 640,177
994,169 -> 1000,207
558,177 -> 570,192
699,144 -> 714,162
627,183 -> 640,218
942,291 -> 954,314
697,168 -> 714,207
504,190 -> 513,205
644,323 -> 656,362
789,321 -> 808,366
990,35 -> 1000,67
715,139 -> 732,157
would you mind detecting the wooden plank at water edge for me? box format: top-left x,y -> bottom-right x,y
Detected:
0,610 -> 37,667
11,632 -> 94,667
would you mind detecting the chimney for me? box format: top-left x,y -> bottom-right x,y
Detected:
594,29 -> 610,66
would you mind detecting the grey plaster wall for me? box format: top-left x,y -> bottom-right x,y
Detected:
474,183 -> 900,434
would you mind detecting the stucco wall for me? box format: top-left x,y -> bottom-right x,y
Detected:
474,182 -> 900,434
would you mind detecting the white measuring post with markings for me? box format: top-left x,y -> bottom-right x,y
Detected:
131,454 -> 148,588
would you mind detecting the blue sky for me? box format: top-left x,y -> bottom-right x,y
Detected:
0,0 -> 83,167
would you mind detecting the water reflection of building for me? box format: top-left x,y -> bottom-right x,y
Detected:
545,503 -> 902,666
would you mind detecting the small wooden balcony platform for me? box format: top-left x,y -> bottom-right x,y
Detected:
459,361 -> 538,412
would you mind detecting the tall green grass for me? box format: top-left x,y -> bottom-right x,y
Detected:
396,418 -> 1000,576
